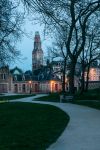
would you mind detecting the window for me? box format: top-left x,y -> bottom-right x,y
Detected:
0,74 -> 6,80
35,84 -> 39,92
22,75 -> 25,81
3,74 -> 6,80
22,84 -> 26,92
18,84 -> 22,92
55,84 -> 58,91
14,75 -> 17,81
14,84 -> 18,93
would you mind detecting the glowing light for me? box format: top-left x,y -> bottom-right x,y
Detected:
29,81 -> 32,93
65,78 -> 68,83
50,80 -> 55,84
50,80 -> 55,92
29,81 -> 32,84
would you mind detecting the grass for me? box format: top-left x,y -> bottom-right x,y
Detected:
72,89 -> 100,110
72,100 -> 100,110
74,88 -> 100,100
34,88 -> 100,104
34,93 -> 60,102
0,102 -> 69,150
0,94 -> 35,101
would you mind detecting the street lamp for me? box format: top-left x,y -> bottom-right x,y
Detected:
29,80 -> 32,94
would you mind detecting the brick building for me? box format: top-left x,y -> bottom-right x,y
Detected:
0,32 -> 61,94
0,32 -> 99,94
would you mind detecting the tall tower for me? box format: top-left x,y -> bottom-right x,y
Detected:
32,31 -> 43,72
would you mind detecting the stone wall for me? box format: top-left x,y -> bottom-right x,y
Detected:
87,81 -> 100,89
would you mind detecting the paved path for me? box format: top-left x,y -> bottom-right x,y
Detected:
10,94 -> 100,150
10,94 -> 48,102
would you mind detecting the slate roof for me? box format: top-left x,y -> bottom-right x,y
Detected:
25,70 -> 32,76
11,66 -> 61,82
32,66 -> 61,81
13,74 -> 32,82
10,66 -> 23,74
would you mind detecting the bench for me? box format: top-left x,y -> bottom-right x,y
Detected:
60,95 -> 73,102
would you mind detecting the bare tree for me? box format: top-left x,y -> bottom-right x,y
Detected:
49,31 -> 68,94
77,19 -> 100,92
85,36 -> 100,91
0,0 -> 24,65
23,0 -> 100,94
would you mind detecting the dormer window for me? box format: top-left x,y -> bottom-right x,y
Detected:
22,75 -> 25,81
14,75 -> 17,81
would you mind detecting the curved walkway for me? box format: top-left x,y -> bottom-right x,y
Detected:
11,94 -> 100,150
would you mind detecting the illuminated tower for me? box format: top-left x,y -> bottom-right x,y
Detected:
32,31 -> 43,72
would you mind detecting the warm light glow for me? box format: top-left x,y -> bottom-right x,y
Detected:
65,78 -> 68,83
29,81 -> 32,88
50,80 -> 55,92
50,80 -> 55,84
29,81 -> 32,84
90,68 -> 95,74
91,68 -> 95,72
89,68 -> 96,81
29,81 -> 32,93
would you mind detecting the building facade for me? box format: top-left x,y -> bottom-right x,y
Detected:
0,66 -> 13,93
84,66 -> 100,90
84,67 -> 100,81
0,32 -> 61,94
0,32 -> 99,94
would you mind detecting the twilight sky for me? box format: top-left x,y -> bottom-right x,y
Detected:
10,18 -> 52,72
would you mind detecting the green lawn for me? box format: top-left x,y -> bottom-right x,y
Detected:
34,93 -> 60,102
70,88 -> 100,110
74,88 -> 100,100
35,88 -> 100,103
72,100 -> 100,110
0,102 -> 69,150
0,94 -> 35,102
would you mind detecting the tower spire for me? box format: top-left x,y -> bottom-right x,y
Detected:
34,31 -> 41,50
32,31 -> 43,72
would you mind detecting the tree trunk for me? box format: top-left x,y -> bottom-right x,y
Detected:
81,47 -> 85,93
68,60 -> 76,94
62,58 -> 66,94
81,66 -> 85,93
85,64 -> 90,91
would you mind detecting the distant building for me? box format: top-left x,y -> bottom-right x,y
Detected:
0,66 -> 12,93
32,31 -> 43,72
84,66 -> 100,81
0,32 -> 61,94
84,63 -> 100,89
0,32 -> 99,94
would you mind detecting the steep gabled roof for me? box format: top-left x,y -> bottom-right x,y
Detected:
10,66 -> 23,75
32,65 -> 61,82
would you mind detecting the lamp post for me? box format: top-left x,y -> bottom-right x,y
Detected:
29,80 -> 32,94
